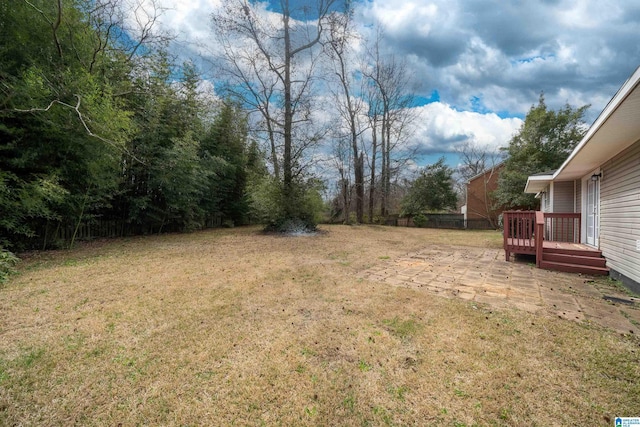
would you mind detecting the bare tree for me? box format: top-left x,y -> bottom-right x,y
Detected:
365,89 -> 380,223
211,33 -> 283,179
324,8 -> 367,223
330,128 -> 353,223
363,29 -> 416,218
455,141 -> 499,181
212,0 -> 337,221
74,0 -> 173,72
455,141 -> 503,227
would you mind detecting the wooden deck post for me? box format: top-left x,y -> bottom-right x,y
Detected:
503,212 -> 510,261
535,211 -> 544,268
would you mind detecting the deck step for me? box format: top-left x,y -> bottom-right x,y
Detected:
543,246 -> 602,258
543,252 -> 607,268
540,260 -> 609,276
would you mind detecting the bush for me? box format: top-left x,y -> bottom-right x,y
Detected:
249,176 -> 324,233
413,214 -> 428,228
0,247 -> 20,284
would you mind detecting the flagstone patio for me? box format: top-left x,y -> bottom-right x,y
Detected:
359,246 -> 640,335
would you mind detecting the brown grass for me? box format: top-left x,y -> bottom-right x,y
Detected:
0,225 -> 638,426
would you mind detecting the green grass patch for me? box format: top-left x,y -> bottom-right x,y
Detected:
382,316 -> 422,340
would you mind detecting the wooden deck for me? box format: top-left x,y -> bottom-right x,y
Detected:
505,239 -> 601,252
542,241 -> 599,252
503,211 -> 608,275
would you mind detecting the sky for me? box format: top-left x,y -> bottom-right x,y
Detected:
140,0 -> 640,169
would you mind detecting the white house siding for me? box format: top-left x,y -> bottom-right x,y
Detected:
574,180 -> 581,213
552,181 -> 575,212
600,139 -> 640,285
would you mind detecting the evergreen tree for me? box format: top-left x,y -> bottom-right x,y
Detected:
401,158 -> 457,215
200,101 -> 250,225
0,0 -> 131,249
495,95 -> 588,209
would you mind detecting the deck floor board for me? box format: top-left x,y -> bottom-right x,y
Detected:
505,239 -> 600,253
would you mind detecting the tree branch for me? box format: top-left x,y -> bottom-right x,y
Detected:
23,0 -> 63,58
12,96 -> 144,164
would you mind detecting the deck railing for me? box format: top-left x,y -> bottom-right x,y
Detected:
503,211 -> 581,267
542,213 -> 581,243
503,211 -> 537,260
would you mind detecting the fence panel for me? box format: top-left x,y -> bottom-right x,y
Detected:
395,214 -> 465,229
465,219 -> 494,230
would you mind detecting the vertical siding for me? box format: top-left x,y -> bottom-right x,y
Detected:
574,180 -> 581,213
600,139 -> 640,285
553,181 -> 575,212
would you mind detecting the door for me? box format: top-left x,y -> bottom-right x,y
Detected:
586,177 -> 599,247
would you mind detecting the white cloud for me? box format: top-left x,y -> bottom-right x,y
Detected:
410,102 -> 522,153
353,0 -> 639,123
132,0 -> 639,166
159,0 -> 221,41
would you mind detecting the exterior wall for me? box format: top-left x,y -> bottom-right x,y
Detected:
600,139 -> 640,286
546,181 -> 577,241
574,180 -> 581,212
465,164 -> 504,226
552,181 -> 575,212
541,185 -> 551,212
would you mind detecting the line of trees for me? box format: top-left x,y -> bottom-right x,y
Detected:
0,0 -> 268,256
211,1 -> 421,227
325,23 -> 420,224
1,0 -> 431,269
1,0 -> 587,275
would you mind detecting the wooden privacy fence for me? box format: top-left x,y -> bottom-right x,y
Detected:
385,214 -> 496,230
393,214 -> 466,229
388,214 -> 493,229
464,218 -> 496,230
54,219 -> 124,242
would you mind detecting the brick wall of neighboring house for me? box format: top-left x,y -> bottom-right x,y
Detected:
465,164 -> 504,227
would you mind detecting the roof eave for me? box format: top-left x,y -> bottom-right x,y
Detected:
524,175 -> 553,194
553,65 -> 640,181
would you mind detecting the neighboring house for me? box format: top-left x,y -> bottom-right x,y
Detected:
464,163 -> 504,229
518,66 -> 640,291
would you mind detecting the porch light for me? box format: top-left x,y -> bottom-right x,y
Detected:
591,172 -> 602,181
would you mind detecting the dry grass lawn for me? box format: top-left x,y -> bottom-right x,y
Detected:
1,225 -> 639,426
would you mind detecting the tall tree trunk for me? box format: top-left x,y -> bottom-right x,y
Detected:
368,115 -> 378,223
384,110 -> 391,216
380,110 -> 388,218
340,168 -> 350,224
282,1 -> 293,217
330,28 -> 363,223
349,106 -> 363,223
355,153 -> 364,222
266,118 -> 280,180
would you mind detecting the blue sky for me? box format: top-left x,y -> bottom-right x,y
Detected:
139,0 -> 640,169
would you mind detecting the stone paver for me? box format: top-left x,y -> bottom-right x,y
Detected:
359,245 -> 639,335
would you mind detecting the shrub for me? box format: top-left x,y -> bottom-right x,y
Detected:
249,176 -> 324,233
0,247 -> 20,284
413,214 -> 428,228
